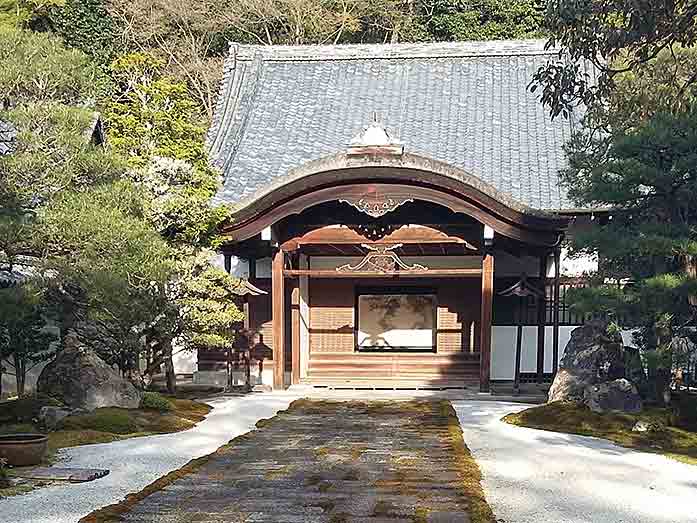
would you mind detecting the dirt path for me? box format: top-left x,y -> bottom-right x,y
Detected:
85,399 -> 493,523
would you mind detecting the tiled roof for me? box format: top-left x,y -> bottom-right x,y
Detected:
0,120 -> 17,156
208,40 -> 586,211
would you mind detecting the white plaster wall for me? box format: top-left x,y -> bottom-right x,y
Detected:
491,325 -> 640,381
491,326 -> 575,380
256,258 -> 272,278
546,249 -> 598,278
172,350 -> 197,374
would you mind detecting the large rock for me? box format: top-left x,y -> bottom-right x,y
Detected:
548,319 -> 625,403
37,334 -> 142,410
584,379 -> 642,413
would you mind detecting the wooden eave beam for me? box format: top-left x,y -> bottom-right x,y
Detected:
280,225 -> 478,252
283,268 -> 482,278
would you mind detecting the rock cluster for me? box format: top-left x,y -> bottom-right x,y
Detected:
37,332 -> 142,411
548,319 -> 642,413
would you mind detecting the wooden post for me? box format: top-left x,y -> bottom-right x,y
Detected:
291,284 -> 300,385
272,249 -> 285,390
514,295 -> 523,395
552,248 -> 561,377
480,253 -> 494,392
536,254 -> 547,384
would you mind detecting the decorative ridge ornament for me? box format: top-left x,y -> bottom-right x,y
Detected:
336,244 -> 428,274
347,113 -> 404,156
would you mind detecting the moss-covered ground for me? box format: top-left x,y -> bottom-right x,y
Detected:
503,401 -> 697,466
82,399 -> 495,523
0,395 -> 212,498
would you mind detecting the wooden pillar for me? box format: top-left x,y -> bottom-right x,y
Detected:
536,254 -> 548,384
291,284 -> 300,385
479,253 -> 494,392
514,295 -> 523,395
272,249 -> 285,390
552,247 -> 561,377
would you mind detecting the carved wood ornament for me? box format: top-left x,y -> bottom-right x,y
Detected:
335,244 -> 428,274
339,195 -> 413,218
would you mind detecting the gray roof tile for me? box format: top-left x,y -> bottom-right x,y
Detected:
208,39 -> 580,211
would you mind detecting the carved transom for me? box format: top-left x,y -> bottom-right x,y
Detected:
336,244 -> 428,274
339,196 -> 413,218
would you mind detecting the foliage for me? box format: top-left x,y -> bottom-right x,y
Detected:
0,282 -> 58,397
46,0 -> 121,65
562,108 -> 697,403
105,52 -> 210,166
38,182 -> 174,371
136,157 -> 229,248
140,391 -> 173,411
175,257 -> 246,350
0,27 -> 109,106
0,457 -> 7,482
0,103 -> 123,212
0,0 -> 64,30
426,0 -> 544,41
531,0 -> 697,117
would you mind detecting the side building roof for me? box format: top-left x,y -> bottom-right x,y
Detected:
208,39 -> 588,212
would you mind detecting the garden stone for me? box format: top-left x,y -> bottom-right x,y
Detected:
632,421 -> 649,432
38,406 -> 72,431
37,333 -> 142,410
548,319 -> 624,403
584,379 -> 642,414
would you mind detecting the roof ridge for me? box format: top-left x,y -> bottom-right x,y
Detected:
229,39 -> 556,62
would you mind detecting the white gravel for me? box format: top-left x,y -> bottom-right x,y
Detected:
1,392 -> 299,523
454,400 -> 697,523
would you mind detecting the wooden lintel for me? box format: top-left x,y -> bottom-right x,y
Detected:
283,269 -> 482,278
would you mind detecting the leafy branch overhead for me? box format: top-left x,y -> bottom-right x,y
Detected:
530,0 -> 697,118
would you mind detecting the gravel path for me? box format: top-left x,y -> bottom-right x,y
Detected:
454,400 -> 697,523
1,393 -> 298,523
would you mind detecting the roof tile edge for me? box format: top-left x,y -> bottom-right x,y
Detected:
228,39 -> 555,62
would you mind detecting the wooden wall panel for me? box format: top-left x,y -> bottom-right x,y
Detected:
308,278 -> 481,355
309,279 -> 355,353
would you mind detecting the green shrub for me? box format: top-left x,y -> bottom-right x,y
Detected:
58,408 -> 140,434
140,392 -> 173,412
0,395 -> 63,424
673,393 -> 697,431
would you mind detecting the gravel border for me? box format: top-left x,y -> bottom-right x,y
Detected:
454,400 -> 697,523
0,393 -> 299,523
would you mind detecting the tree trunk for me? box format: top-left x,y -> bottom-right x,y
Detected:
163,339 -> 176,394
13,354 -> 25,398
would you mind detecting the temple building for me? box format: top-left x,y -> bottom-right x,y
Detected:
201,39 -> 599,392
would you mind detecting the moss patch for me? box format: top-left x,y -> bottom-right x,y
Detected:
439,401 -> 496,523
503,401 -> 697,465
0,398 -> 212,499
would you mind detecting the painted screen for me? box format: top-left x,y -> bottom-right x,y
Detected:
357,294 -> 436,351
